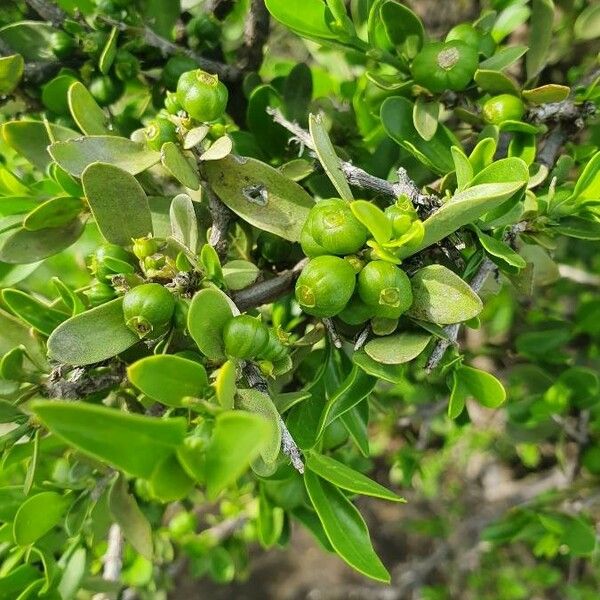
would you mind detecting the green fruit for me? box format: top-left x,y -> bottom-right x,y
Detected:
132,236 -> 162,260
302,199 -> 368,257
295,255 -> 356,318
85,281 -> 116,306
337,294 -> 376,325
89,75 -> 124,106
482,94 -> 525,124
186,14 -> 221,48
411,40 -> 478,93
168,511 -> 197,539
257,328 -> 288,362
222,314 -> 269,359
122,283 -> 175,339
114,50 -> 140,81
357,260 -> 413,319
165,91 -> 182,115
176,69 -> 228,122
299,226 -> 328,258
162,55 -> 198,90
91,244 -> 136,282
50,31 -> 75,59
144,117 -> 178,151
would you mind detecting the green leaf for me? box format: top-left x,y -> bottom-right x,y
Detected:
42,74 -> 77,115
204,411 -> 270,499
49,136 -> 161,177
67,81 -> 111,135
47,297 -> 139,365
409,265 -> 483,324
522,84 -> 569,104
143,0 -> 180,38
198,136 -> 233,161
381,96 -> 456,174
57,547 -> 86,600
2,288 -> 66,336
283,63 -> 313,123
479,45 -> 528,71
451,146 -> 473,191
0,21 -> 55,61
526,0 -> 554,80
13,491 -> 70,545
99,26 -> 118,75
561,516 -> 596,556
0,54 -> 24,95
474,69 -> 519,95
552,217 -> 600,240
476,229 -> 526,269
222,260 -> 259,290
31,400 -> 186,478
350,200 -> 392,244
214,360 -> 237,409
161,143 -> 200,190
413,98 -> 439,141
492,3 -> 531,42
148,454 -> 194,502
304,470 -> 390,583
23,196 -> 83,231
82,163 -> 153,245
236,388 -> 282,464
574,3 -> 600,41
379,1 -> 424,51
0,219 -> 85,265
0,486 -> 27,522
450,365 -> 505,418
170,193 -> 198,254
572,151 -> 600,201
307,453 -> 404,502
352,350 -> 408,383
309,113 -> 353,201
1,121 -> 79,171
128,355 -> 208,407
0,308 -> 45,366
265,0 -> 337,40
469,137 -> 497,174
187,288 -> 234,362
258,486 -> 284,548
364,331 -> 431,363
204,156 -> 314,242
317,365 -> 376,436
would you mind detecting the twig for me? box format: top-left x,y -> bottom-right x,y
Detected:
323,318 -> 343,348
103,524 -> 124,582
24,0 -> 67,26
394,167 -> 443,213
354,326 -> 370,350
204,185 -> 233,261
237,0 -> 270,72
537,126 -> 567,169
202,515 -> 248,543
101,17 -> 241,81
232,259 -> 308,311
527,100 -> 596,127
242,362 -> 304,473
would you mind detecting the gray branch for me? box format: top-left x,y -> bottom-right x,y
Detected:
237,0 -> 270,72
527,100 -> 596,127
537,126 -> 567,169
242,362 -> 304,473
204,185 -> 234,261
24,0 -> 67,26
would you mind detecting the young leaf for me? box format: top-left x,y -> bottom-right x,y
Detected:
31,400 -> 187,478
13,491 -> 70,545
214,360 -> 237,410
161,143 -> 200,190
352,350 -> 405,383
304,471 -> 390,583
364,331 -> 431,364
350,200 -> 392,244
309,113 -> 353,201
479,45 -> 528,71
108,474 -> 153,559
451,146 -> 474,191
204,155 -> 314,242
450,365 -> 506,418
2,288 -> 67,336
148,454 -> 195,502
265,0 -> 337,40
476,229 -> 527,269
409,265 -> 483,324
307,453 -> 404,502
198,136 -> 233,161
82,162 -> 153,245
68,82 -> 112,136
413,97 -> 439,141
47,297 -> 139,365
204,411 -> 270,499
128,355 -> 209,407
187,287 -> 234,362
49,136 -> 161,177
170,193 -> 198,254
0,54 -> 24,95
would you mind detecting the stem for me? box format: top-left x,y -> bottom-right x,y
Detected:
242,362 -> 304,473
204,185 -> 233,261
24,0 -> 67,26
103,524 -> 124,582
238,0 -> 270,72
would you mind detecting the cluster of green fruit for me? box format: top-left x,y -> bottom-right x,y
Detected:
410,22 -> 525,125
222,315 -> 288,364
295,199 -> 414,325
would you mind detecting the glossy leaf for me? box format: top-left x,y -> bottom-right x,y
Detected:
0,21 -> 55,61
187,287 -> 234,361
13,491 -> 70,545
574,3 -> 600,41
476,229 -> 526,269
265,0 -> 337,40
364,331 -> 431,364
128,355 -> 208,407
0,54 -> 24,95
204,411 -> 270,499
214,360 -> 237,409
409,265 -> 483,324
2,288 -> 66,336
522,84 -> 569,104
161,143 -> 200,190
32,400 -> 186,478
68,81 -> 111,135
49,136 -> 161,177
479,45 -> 528,71
99,26 -> 118,75
449,365 -> 505,418
526,0 -> 554,80
47,297 -> 139,365
309,113 -> 353,201
149,454 -> 195,502
306,453 -> 404,502
204,155 -> 314,242
413,98 -> 439,141
82,162 -> 153,245
352,350 -> 406,383
350,200 -> 392,244
304,470 -> 390,583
